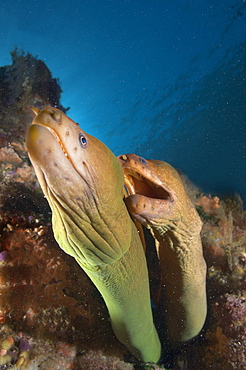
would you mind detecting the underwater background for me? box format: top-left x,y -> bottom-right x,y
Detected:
0,0 -> 245,204
0,1 -> 246,369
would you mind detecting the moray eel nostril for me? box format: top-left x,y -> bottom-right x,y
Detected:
51,110 -> 62,124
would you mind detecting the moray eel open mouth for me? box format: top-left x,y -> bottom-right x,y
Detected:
118,154 -> 174,201
118,154 -> 177,226
124,167 -> 171,200
119,154 -> 174,199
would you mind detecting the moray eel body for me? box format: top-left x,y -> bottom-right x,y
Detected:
26,107 -> 161,363
118,154 -> 207,345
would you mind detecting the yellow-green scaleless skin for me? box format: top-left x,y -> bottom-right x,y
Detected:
25,107 -> 161,363
119,154 -> 207,345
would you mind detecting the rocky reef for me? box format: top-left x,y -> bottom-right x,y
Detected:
0,50 -> 245,369
177,193 -> 246,370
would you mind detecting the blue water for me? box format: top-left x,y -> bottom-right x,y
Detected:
0,0 -> 245,204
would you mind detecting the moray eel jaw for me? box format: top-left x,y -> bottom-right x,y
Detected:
118,154 -> 182,228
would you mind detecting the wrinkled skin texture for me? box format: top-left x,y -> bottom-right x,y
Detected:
26,107 -> 161,363
118,154 -> 207,345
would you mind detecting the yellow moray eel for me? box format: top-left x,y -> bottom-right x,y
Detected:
25,107 -> 161,363
118,154 -> 207,345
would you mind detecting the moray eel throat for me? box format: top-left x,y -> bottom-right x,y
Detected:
118,154 -> 207,344
25,107 -> 161,363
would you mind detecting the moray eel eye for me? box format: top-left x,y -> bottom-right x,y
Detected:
139,157 -> 146,165
79,133 -> 87,148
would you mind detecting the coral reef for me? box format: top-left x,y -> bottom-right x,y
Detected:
0,50 -> 245,369
198,195 -> 246,294
203,292 -> 246,369
0,48 -> 64,119
182,194 -> 246,370
0,48 -> 68,192
75,351 -> 134,370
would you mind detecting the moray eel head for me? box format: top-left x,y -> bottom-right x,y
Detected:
27,107 -> 124,202
118,153 -> 189,228
26,107 -> 130,265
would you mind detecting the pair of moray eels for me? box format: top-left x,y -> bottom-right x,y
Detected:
25,107 -> 207,364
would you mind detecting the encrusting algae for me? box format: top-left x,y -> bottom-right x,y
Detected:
0,50 -> 245,369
